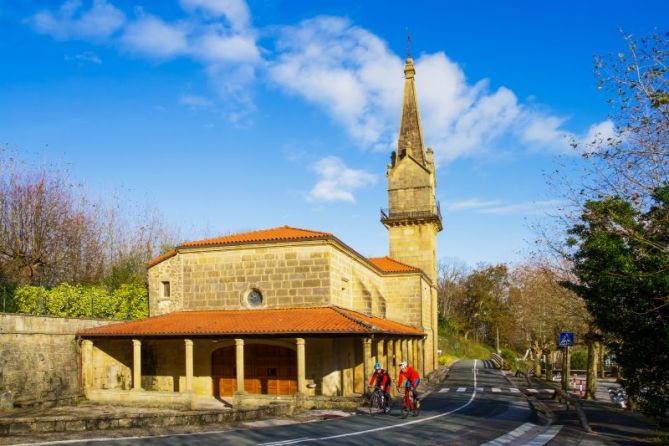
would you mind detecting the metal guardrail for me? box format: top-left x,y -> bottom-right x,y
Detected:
380,202 -> 442,228
491,353 -> 504,369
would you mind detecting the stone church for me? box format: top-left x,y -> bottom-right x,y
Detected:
78,57 -> 443,409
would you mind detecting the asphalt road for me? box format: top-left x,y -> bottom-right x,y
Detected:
32,359 -> 563,446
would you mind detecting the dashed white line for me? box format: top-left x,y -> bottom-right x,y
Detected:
491,387 -> 501,392
439,388 -> 450,393
457,387 -> 467,392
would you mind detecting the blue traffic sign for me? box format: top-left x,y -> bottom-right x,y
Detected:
559,332 -> 574,347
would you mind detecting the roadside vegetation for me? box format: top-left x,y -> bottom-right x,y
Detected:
0,151 -> 176,318
436,30 -> 669,419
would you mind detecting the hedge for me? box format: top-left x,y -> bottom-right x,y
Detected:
14,282 -> 148,320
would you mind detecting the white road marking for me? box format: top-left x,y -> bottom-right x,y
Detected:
20,362 -> 482,446
439,388 -> 450,393
457,387 -> 467,392
255,360 -> 481,445
481,422 -> 535,445
476,387 -> 484,391
260,438 -> 316,446
526,388 -> 538,393
510,388 -> 521,393
521,425 -> 563,446
491,387 -> 501,392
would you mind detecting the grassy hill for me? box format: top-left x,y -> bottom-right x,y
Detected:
438,331 -> 494,366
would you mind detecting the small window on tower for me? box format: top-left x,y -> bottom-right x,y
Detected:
161,281 -> 170,298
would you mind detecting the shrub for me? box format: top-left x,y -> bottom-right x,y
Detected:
571,350 -> 588,370
14,282 -> 148,320
501,348 -> 517,370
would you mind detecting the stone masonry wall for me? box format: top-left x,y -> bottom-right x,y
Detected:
0,314 -> 112,407
149,243 -> 331,313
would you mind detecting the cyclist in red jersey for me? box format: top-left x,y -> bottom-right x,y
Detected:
368,363 -> 392,412
397,362 -> 421,402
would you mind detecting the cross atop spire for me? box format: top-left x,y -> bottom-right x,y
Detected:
398,57 -> 425,165
406,29 -> 412,60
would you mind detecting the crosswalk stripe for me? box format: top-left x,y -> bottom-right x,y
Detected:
476,387 -> 484,391
481,422 -> 535,445
510,388 -> 520,393
457,387 -> 467,392
439,388 -> 450,393
492,387 -> 501,392
521,425 -> 563,446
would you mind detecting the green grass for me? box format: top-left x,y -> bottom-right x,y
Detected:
438,331 -> 494,366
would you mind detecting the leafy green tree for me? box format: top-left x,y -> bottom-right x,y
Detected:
565,185 -> 669,417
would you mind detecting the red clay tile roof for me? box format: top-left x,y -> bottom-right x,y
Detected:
180,226 -> 331,248
368,256 -> 421,273
78,306 -> 424,337
146,249 -> 177,268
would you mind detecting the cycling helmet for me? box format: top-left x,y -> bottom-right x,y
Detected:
374,363 -> 382,370
399,361 -> 408,370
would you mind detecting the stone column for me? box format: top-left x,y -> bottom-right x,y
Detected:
132,339 -> 142,391
363,338 -> 373,384
417,339 -> 424,375
235,338 -> 245,394
394,338 -> 402,377
401,339 -> 408,365
386,339 -> 395,379
407,339 -> 414,367
296,338 -> 306,396
376,338 -> 385,369
185,339 -> 193,393
81,339 -> 94,392
412,339 -> 420,370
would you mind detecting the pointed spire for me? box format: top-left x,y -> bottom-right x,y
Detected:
397,57 -> 426,165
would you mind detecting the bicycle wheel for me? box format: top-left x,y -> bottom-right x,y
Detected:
401,395 -> 410,419
412,395 -> 421,417
369,392 -> 381,415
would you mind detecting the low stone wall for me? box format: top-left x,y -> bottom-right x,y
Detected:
0,403 -> 292,435
0,313 -> 113,408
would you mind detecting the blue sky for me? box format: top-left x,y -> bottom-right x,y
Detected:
1,1 -> 667,266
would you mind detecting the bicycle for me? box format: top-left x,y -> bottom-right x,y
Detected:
367,386 -> 390,415
399,385 -> 421,418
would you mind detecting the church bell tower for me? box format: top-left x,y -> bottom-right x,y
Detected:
381,57 -> 442,283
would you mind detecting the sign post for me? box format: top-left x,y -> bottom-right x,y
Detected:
559,332 -> 575,392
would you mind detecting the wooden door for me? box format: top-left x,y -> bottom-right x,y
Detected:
212,344 -> 297,397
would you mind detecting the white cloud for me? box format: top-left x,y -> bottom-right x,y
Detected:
308,156 -> 377,203
194,32 -> 260,63
446,199 -> 503,211
180,0 -> 251,30
31,0 -> 125,40
178,94 -> 213,109
270,16 -> 613,164
121,16 -> 188,58
446,197 -> 564,216
480,199 -> 564,216
32,0 -> 261,118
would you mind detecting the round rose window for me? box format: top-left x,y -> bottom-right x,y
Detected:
246,289 -> 263,307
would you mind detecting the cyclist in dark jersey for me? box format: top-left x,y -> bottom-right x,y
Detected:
368,363 -> 392,413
